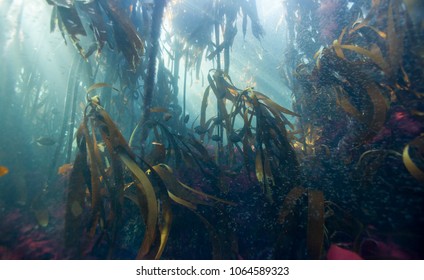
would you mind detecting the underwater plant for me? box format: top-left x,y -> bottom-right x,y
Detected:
0,0 -> 423,260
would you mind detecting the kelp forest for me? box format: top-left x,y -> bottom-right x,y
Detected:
0,0 -> 423,260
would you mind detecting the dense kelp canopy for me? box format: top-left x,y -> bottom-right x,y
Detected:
0,0 -> 423,260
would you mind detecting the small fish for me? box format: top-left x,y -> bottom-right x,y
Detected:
58,163 -> 73,175
211,135 -> 221,142
229,132 -> 242,143
194,126 -> 208,135
86,83 -> 119,94
163,113 -> 172,121
34,136 -> 56,146
146,142 -> 166,165
183,114 -> 190,124
213,117 -> 223,125
97,142 -> 106,152
90,95 -> 101,106
123,181 -> 135,191
0,166 -> 9,177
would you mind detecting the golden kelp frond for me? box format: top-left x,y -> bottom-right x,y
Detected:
149,163 -> 233,259
199,85 -> 211,142
357,149 -> 401,168
89,103 -> 165,259
153,163 -> 234,207
152,163 -> 212,208
65,101 -> 161,258
200,70 -> 300,196
354,149 -> 402,187
118,152 -> 158,259
338,44 -> 390,73
277,187 -> 325,259
362,83 -> 388,142
81,118 -> 102,237
332,1 -> 408,82
66,98 -> 239,259
255,91 -> 300,118
335,86 -> 364,121
47,0 -> 144,68
90,104 -> 135,157
86,83 -> 120,98
403,135 -> 424,182
154,198 -> 173,260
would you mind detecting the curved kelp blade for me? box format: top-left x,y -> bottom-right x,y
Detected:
255,91 -> 300,118
403,135 -> 424,182
278,186 -> 306,224
154,200 -> 172,260
179,180 -> 236,206
94,105 -> 134,157
339,44 -> 389,74
82,119 -> 102,237
335,86 -> 364,122
86,83 -> 119,95
118,151 -> 158,260
98,0 -> 144,70
307,190 -> 325,259
152,164 -> 214,208
363,83 -> 388,142
200,86 -> 211,142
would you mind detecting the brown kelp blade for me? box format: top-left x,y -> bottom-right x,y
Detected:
307,190 -> 325,259
152,164 -> 214,208
56,5 -> 87,37
91,104 -> 160,259
65,125 -> 89,250
99,0 -> 144,70
82,119 -> 102,237
403,135 -> 424,182
200,86 -> 211,142
363,83 -> 388,141
94,105 -> 135,157
339,44 -> 390,74
254,91 -> 300,117
154,201 -> 172,260
86,83 -> 119,95
335,86 -> 364,121
387,2 -> 404,79
118,151 -> 158,260
278,186 -> 306,224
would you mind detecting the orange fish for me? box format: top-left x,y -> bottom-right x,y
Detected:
0,166 -> 9,177
58,163 -> 73,175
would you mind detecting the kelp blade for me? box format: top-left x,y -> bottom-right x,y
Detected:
403,136 -> 424,182
307,190 -> 325,259
278,186 -> 306,224
118,151 -> 158,259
